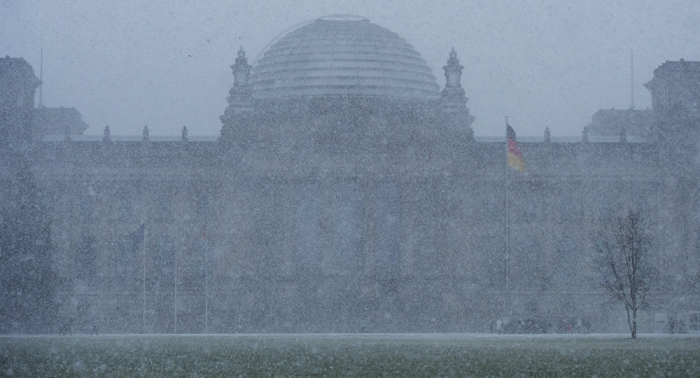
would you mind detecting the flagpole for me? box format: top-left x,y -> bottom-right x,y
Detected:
504,116 -> 511,315
143,218 -> 148,333
39,48 -> 43,107
174,245 -> 178,334
205,234 -> 208,334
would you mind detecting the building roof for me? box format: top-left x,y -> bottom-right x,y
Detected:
43,134 -> 642,144
644,59 -> 700,90
586,108 -> 653,137
0,56 -> 41,108
249,16 -> 441,101
32,107 -> 89,136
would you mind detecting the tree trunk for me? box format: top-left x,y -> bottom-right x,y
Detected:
625,306 -> 634,339
631,308 -> 637,339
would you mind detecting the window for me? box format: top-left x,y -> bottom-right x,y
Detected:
80,184 -> 95,220
249,178 -> 281,274
119,196 -> 132,220
515,236 -> 541,288
555,237 -> 579,287
332,181 -> 362,272
182,235 -> 207,290
116,184 -> 134,221
474,184 -> 502,222
196,194 -> 211,220
478,237 -> 503,288
598,200 -> 612,221
294,182 -> 322,274
412,180 -> 445,275
481,192 -> 501,221
156,192 -> 172,220
518,191 -> 538,222
40,190 -> 54,215
114,225 -> 143,290
76,235 -> 97,282
375,180 -> 400,276
560,193 -> 582,221
635,195 -> 650,215
150,236 -> 175,289
690,311 -> 700,333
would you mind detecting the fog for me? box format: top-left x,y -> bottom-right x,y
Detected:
3,0 -> 700,137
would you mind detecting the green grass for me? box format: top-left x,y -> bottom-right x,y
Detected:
1,334 -> 699,377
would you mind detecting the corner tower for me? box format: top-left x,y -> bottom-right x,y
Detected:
220,47 -> 254,143
0,56 -> 41,146
439,49 -> 475,140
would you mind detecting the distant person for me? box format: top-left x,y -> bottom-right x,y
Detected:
91,325 -> 99,335
59,321 -> 72,335
496,318 -> 503,334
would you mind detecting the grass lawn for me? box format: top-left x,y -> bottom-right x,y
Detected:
1,334 -> 699,377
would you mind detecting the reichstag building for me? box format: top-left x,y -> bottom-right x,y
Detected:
2,16 -> 699,333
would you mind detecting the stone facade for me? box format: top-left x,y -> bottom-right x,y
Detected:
1,19 -> 699,334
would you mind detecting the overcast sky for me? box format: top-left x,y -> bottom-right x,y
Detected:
2,0 -> 699,137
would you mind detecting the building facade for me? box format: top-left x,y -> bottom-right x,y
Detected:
1,17 -> 699,334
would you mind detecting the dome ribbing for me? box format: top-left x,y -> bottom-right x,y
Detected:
249,17 -> 441,101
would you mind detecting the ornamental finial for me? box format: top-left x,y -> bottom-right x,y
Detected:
443,48 -> 463,89
103,125 -> 111,143
232,46 -> 251,86
181,126 -> 189,142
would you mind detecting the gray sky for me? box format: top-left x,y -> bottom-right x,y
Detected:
2,0 -> 699,137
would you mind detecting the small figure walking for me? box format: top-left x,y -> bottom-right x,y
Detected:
496,318 -> 503,334
91,325 -> 99,335
59,322 -> 72,335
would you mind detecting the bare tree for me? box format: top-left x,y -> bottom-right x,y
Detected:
592,208 -> 658,339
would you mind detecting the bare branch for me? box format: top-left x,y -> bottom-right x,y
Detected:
591,207 -> 658,339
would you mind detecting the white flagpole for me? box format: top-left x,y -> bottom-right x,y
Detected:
142,219 -> 148,333
39,48 -> 43,107
174,246 -> 178,334
205,235 -> 208,334
505,116 -> 511,314
630,50 -> 635,109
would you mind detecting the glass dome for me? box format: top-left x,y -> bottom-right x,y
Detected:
249,17 -> 441,101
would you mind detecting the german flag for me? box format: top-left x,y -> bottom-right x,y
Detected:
507,123 -> 525,172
